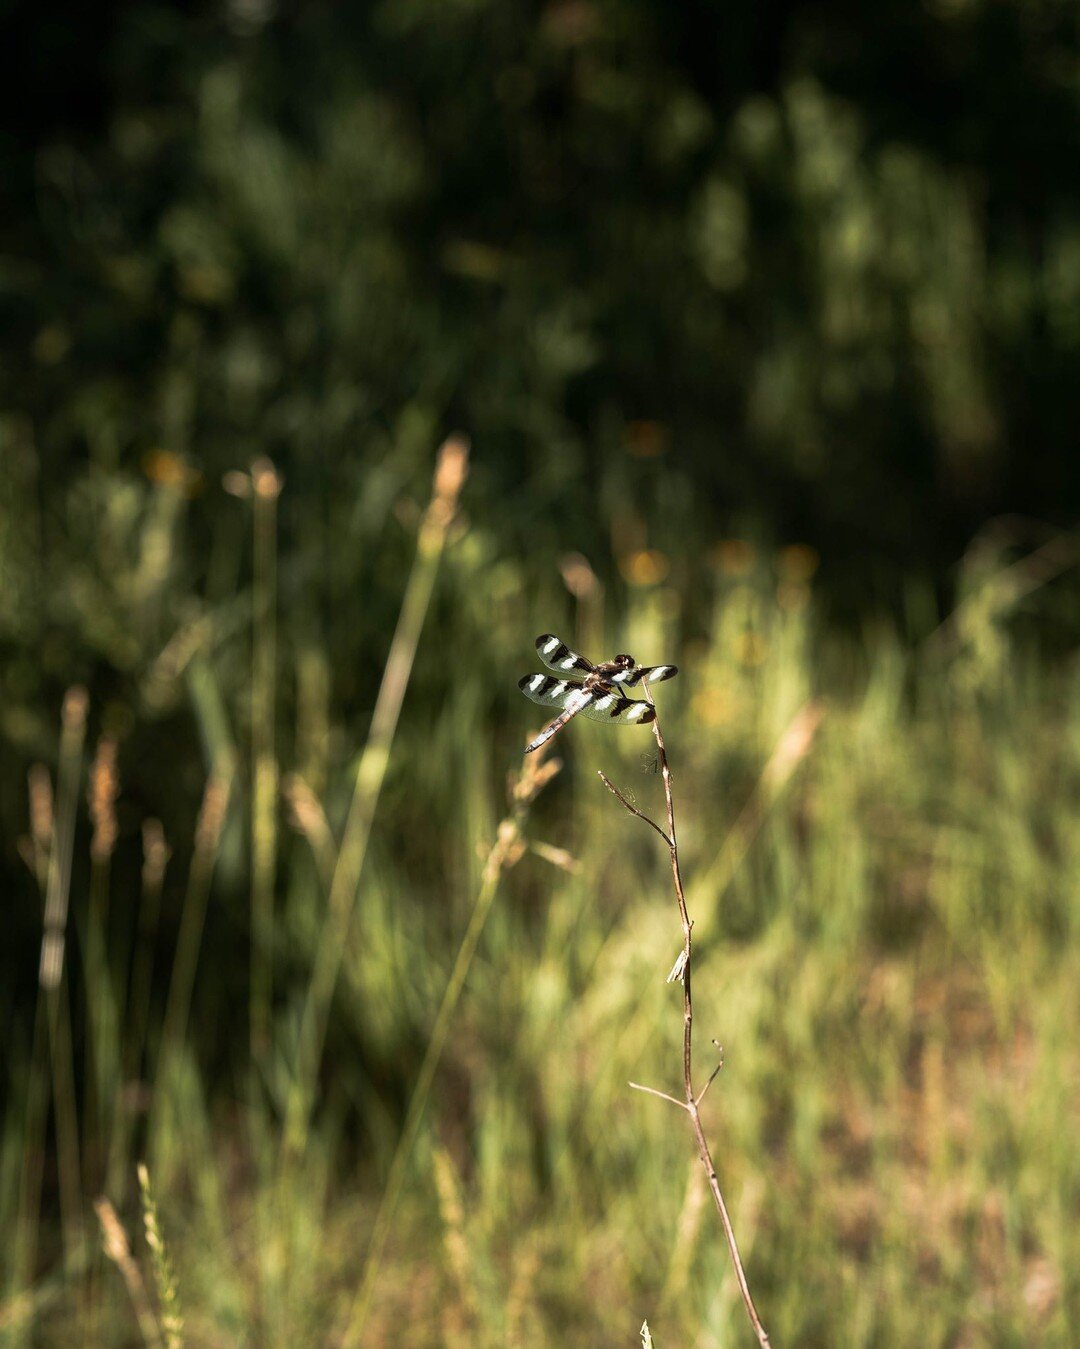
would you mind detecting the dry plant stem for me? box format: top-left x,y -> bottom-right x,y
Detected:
250,458 -> 280,1063
86,736 -> 121,1159
94,1198 -> 164,1349
339,752 -> 559,1347
612,684 -> 771,1348
85,857 -> 118,1149
138,1164 -> 184,1349
598,771 -> 671,848
628,1081 -> 686,1109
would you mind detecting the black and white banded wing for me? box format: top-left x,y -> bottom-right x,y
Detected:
518,674 -> 594,715
573,687 -> 656,726
534,634 -> 595,676
518,673 -> 655,752
609,661 -> 679,687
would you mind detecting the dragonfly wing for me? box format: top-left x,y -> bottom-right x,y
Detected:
519,675 -> 596,753
518,673 -> 591,710
519,674 -> 655,728
534,634 -> 595,676
573,687 -> 655,727
610,662 -> 679,686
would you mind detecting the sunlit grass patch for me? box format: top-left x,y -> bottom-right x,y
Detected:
3,466 -> 1077,1345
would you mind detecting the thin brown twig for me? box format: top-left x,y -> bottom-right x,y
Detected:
695,1044 -> 724,1108
628,1081 -> 689,1111
606,677 -> 771,1347
597,771 -> 672,848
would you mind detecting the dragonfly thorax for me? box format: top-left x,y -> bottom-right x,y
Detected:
593,653 -> 635,680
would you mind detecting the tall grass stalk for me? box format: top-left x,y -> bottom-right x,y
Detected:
137,1163 -> 184,1349
11,776 -> 53,1312
19,688 -> 90,1285
84,736 -> 121,1176
105,819 -> 170,1202
94,1197 -> 163,1348
158,773 -> 233,1073
78,735 -> 123,1346
340,747 -> 562,1345
282,436 -> 469,1159
250,458 -> 281,1064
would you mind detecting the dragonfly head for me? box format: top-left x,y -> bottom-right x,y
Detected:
613,653 -> 635,671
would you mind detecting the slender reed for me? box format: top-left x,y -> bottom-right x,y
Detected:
339,748 -> 561,1345
137,1164 -> 184,1349
432,1145 -> 480,1336
12,769 -> 54,1308
84,735 -> 121,1172
250,457 -> 281,1063
282,436 -> 468,1159
95,1197 -> 163,1348
106,819 -> 171,1202
599,681 -> 771,1347
26,762 -> 53,890
159,772 -> 233,1066
30,688 -> 90,1273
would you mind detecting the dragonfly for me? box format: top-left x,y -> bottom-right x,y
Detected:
518,634 -> 678,754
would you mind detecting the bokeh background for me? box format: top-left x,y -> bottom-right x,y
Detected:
2,2 -> 1078,1345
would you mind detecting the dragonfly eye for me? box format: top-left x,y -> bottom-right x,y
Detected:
614,653 -> 634,669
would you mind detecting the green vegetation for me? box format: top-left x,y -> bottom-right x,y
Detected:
3,2 -> 1079,1343
2,454 -> 1075,1343
4,3 -> 1080,625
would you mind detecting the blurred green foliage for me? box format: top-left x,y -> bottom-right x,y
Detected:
4,1 -> 1080,594
2,520 -> 1077,1343
2,1 -> 1079,1343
